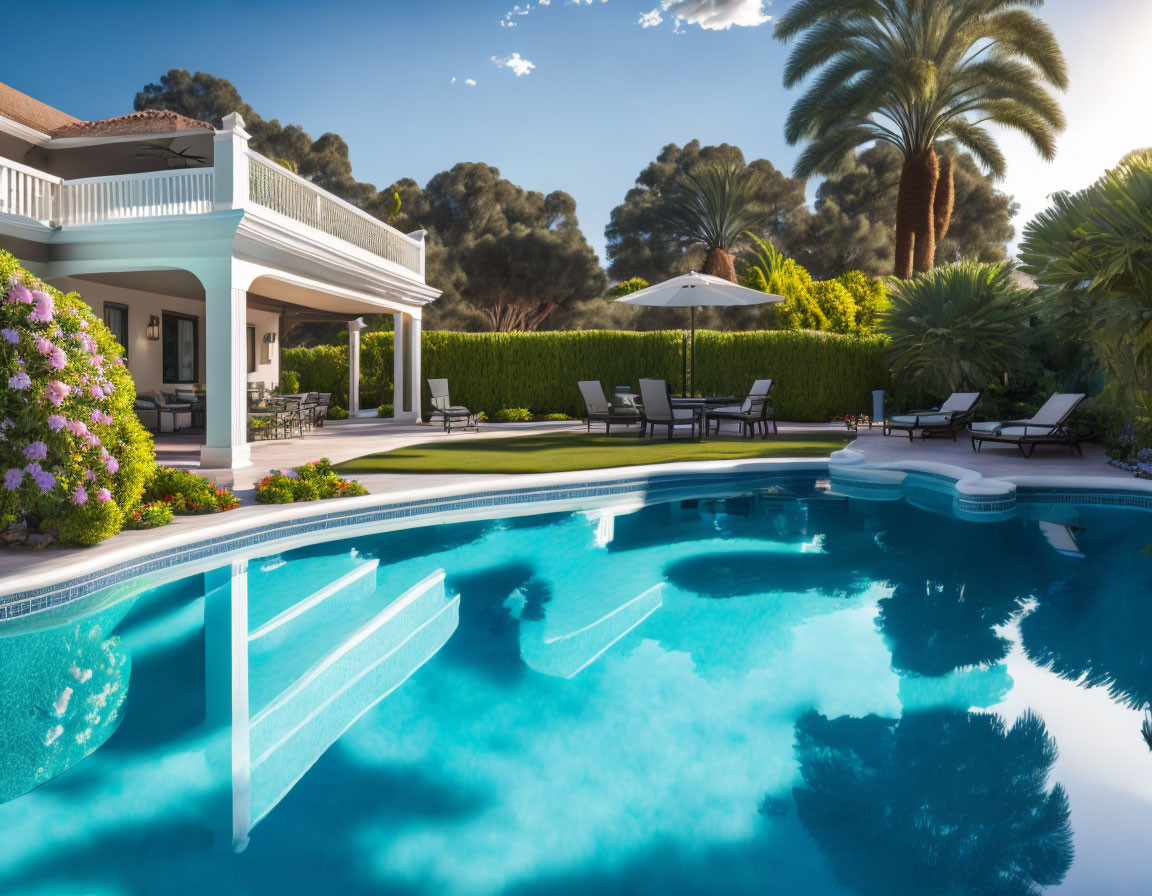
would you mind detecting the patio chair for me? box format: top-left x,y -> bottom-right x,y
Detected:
314,393 -> 332,428
884,392 -> 983,442
968,393 -> 1086,458
134,391 -> 192,433
704,379 -> 776,438
427,379 -> 476,433
578,381 -> 642,434
638,379 -> 701,440
301,392 -> 320,430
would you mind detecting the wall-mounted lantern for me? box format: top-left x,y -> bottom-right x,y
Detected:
146,315 -> 161,341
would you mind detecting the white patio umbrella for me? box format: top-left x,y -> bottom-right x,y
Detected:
614,271 -> 783,396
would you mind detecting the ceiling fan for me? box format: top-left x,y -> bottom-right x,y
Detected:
134,139 -> 208,168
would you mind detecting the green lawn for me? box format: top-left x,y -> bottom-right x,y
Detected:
335,431 -> 852,475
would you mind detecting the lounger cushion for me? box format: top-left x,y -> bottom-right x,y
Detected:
968,421 -> 1002,434
890,413 -> 952,426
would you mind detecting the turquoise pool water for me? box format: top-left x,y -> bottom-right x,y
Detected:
2,475 -> 1151,895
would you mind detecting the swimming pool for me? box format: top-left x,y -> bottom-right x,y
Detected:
1,472 -> 1150,895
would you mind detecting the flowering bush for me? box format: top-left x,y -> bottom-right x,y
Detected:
492,408 -> 533,422
141,467 -> 239,514
0,253 -> 153,545
123,500 -> 175,530
255,457 -> 368,504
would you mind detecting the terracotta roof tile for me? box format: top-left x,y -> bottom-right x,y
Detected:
0,82 -> 78,135
51,109 -> 213,139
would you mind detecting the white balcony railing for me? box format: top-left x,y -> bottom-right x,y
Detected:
61,169 -> 214,225
246,152 -> 422,275
0,158 -> 61,225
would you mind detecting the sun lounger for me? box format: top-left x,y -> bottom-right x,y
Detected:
578,381 -> 642,434
884,392 -> 982,441
426,379 -> 476,433
968,393 -> 1085,458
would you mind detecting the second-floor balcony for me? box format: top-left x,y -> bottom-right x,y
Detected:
0,134 -> 423,277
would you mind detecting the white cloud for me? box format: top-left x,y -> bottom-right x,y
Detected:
652,0 -> 771,31
638,8 -> 664,28
451,76 -> 457,84
492,52 -> 537,77
465,78 -> 477,87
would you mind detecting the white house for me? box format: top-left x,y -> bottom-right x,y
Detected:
0,81 -> 439,469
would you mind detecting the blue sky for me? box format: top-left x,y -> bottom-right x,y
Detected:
7,0 -> 1151,264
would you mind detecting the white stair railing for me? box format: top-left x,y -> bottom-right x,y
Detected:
0,158 -> 62,225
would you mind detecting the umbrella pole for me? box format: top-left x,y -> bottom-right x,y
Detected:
682,329 -> 687,397
690,306 -> 696,397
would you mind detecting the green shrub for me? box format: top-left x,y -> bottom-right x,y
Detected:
376,404 -> 394,418
0,251 -> 154,546
279,370 -> 300,393
57,499 -> 124,546
492,408 -> 534,422
255,458 -> 369,504
536,412 -> 571,421
124,501 -> 174,530
327,406 -> 349,420
142,467 -> 239,514
281,344 -> 348,404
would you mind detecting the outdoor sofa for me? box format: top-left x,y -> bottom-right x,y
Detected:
968,393 -> 1086,458
883,392 -> 983,441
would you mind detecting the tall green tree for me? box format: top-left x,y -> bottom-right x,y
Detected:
774,0 -> 1067,278
605,141 -> 807,284
665,163 -> 767,282
782,141 -> 1018,278
1019,150 -> 1152,405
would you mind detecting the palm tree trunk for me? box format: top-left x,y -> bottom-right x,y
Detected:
933,155 -> 954,245
701,247 -> 737,282
894,149 -> 940,277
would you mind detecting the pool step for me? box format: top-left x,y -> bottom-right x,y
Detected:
248,559 -> 380,643
245,552 -> 370,636
519,583 -> 663,679
245,570 -> 459,828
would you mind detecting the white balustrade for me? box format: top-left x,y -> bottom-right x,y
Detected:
0,158 -> 61,224
61,169 -> 214,225
246,152 -> 422,274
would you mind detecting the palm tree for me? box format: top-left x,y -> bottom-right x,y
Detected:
665,163 -> 765,282
774,0 -> 1068,278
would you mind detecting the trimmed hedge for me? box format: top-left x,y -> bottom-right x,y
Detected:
694,330 -> 891,421
284,328 -> 890,423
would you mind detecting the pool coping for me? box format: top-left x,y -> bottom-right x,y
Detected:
3,449 -> 1152,621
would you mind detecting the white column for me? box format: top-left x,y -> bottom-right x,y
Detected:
213,112 -> 250,211
392,313 -> 421,423
347,317 -> 365,417
202,285 -> 251,469
204,560 -> 251,853
392,313 -> 403,421
408,315 -> 422,422
408,229 -> 427,280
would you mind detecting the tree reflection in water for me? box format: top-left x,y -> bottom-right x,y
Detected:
790,708 -> 1074,896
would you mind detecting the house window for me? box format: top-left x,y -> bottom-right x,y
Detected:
162,313 -> 198,383
247,326 -> 257,374
103,303 -> 128,362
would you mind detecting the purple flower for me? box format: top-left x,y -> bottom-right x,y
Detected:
47,414 -> 66,431
44,380 -> 69,406
96,487 -> 111,502
79,334 -> 98,353
104,455 -> 119,475
1,328 -> 17,344
8,372 -> 30,390
91,409 -> 113,426
71,485 -> 88,505
3,468 -> 23,490
28,291 -> 54,323
22,441 -> 47,462
84,469 -> 97,481
48,347 -> 67,370
34,335 -> 53,355
7,283 -> 32,304
89,384 -> 104,399
66,419 -> 89,437
84,432 -> 101,448
79,318 -> 88,330
89,354 -> 104,368
25,463 -> 55,494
